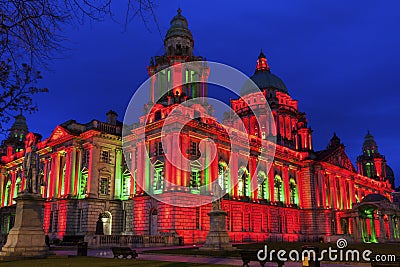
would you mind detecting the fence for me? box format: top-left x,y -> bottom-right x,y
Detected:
86,234 -> 182,248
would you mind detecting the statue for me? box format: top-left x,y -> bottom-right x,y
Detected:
23,132 -> 40,194
211,181 -> 225,211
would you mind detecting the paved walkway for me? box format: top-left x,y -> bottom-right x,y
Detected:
54,247 -> 370,267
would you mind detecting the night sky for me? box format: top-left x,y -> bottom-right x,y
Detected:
12,1 -> 400,186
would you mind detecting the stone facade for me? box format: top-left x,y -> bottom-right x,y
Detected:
0,9 -> 399,246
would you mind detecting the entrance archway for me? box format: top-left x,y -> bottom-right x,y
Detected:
100,211 -> 112,235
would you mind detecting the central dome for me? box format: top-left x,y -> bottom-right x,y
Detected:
241,51 -> 288,95
164,8 -> 193,46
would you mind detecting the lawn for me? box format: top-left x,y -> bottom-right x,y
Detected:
143,242 -> 400,261
0,256 -> 233,267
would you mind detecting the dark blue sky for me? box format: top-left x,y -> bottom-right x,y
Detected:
15,1 -> 400,186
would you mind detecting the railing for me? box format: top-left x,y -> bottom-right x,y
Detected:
92,121 -> 122,135
87,234 -> 181,248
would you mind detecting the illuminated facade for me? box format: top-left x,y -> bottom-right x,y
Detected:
0,9 -> 399,244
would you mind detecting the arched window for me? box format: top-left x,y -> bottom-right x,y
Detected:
238,167 -> 249,197
218,161 -> 230,193
4,180 -> 11,206
257,171 -> 268,200
14,176 -> 21,200
153,161 -> 164,194
79,168 -> 88,199
274,174 -> 284,203
122,169 -> 131,199
289,177 -> 298,205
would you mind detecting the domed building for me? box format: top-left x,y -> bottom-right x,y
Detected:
0,9 -> 398,246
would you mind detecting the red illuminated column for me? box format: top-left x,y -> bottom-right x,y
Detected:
168,134 -> 176,191
314,170 -> 321,207
341,178 -> 348,209
0,168 -> 6,206
172,132 -> 180,189
42,158 -> 49,198
181,133 -> 190,189
349,179 -> 356,208
211,141 -> 219,188
73,148 -> 81,196
268,164 -> 275,202
331,175 -> 338,209
49,153 -> 59,199
172,63 -> 182,95
10,171 -> 16,204
283,166 -> 290,205
130,147 -> 136,197
69,147 -> 77,197
295,170 -> 302,208
136,141 -> 144,194
230,150 -> 238,197
321,171 -> 327,208
249,156 -> 257,200
64,148 -> 72,197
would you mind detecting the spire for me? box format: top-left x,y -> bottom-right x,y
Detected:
362,130 -> 378,154
164,8 -> 194,56
327,132 -> 341,149
256,49 -> 270,72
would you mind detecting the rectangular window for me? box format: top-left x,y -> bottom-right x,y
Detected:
100,178 -> 108,195
155,142 -> 164,156
101,150 -> 111,164
190,142 -> 199,156
82,149 -> 89,166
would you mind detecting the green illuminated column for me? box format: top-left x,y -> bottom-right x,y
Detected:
370,217 -> 378,243
145,141 -> 151,192
0,168 -> 6,206
114,148 -> 123,199
69,147 -> 77,197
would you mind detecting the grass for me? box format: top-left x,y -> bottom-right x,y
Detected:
143,242 -> 400,261
0,256 -> 234,267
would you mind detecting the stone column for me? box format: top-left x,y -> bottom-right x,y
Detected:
379,215 -> 386,242
388,214 -> 395,241
113,148 -> 123,199
283,165 -> 290,205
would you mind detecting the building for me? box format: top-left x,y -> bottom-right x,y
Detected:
0,9 -> 399,245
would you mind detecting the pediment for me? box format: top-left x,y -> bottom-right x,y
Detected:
48,126 -> 72,143
319,147 -> 356,172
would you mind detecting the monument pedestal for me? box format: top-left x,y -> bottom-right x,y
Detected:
201,210 -> 235,251
0,193 -> 49,257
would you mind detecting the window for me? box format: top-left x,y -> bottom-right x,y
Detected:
289,178 -> 298,205
79,172 -> 88,198
155,142 -> 164,156
238,168 -> 249,196
190,142 -> 199,156
100,178 -> 108,195
153,168 -> 164,193
257,171 -> 268,200
274,175 -> 284,203
101,150 -> 111,163
82,149 -> 90,166
155,110 -> 162,121
190,169 -> 200,193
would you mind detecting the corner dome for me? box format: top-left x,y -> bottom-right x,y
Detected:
361,194 -> 389,203
10,114 -> 28,132
164,8 -> 193,46
363,131 -> 377,148
241,51 -> 288,95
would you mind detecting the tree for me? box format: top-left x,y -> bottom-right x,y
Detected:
0,0 -> 156,131
0,60 -> 48,132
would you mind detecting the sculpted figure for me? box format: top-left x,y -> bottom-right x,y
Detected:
23,133 -> 40,194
